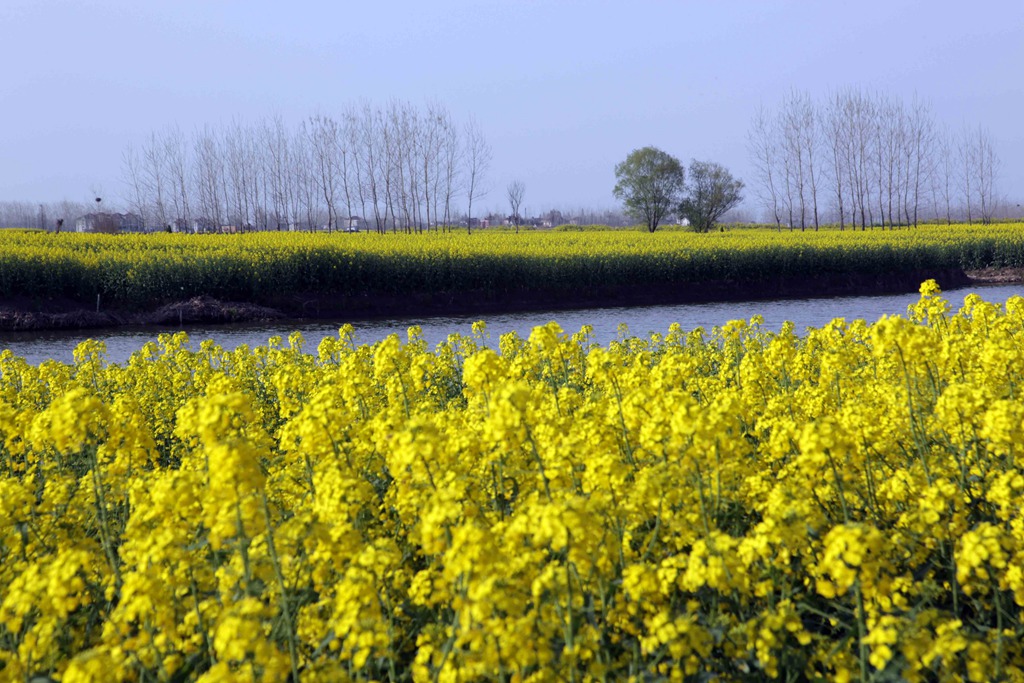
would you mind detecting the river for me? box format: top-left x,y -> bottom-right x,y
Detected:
1,283 -> 1021,366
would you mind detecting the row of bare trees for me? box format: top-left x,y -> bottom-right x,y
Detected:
0,200 -> 97,230
121,102 -> 492,233
749,89 -> 1002,230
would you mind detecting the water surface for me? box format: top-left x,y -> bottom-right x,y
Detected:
2,283 -> 1021,366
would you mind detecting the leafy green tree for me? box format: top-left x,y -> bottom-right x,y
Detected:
679,160 -> 744,233
612,147 -> 685,232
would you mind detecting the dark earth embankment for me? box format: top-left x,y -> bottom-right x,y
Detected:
0,296 -> 285,332
2,267 -> 1015,332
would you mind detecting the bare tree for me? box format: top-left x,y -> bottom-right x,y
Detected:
801,95 -> 822,230
224,121 -> 255,230
905,97 -> 935,227
843,90 -> 875,229
0,200 -> 84,229
464,118 -> 491,234
875,96 -> 896,227
972,125 -> 999,224
779,115 -> 798,228
356,105 -> 384,232
822,92 -> 849,229
379,105 -> 400,232
193,126 -> 225,229
422,102 -> 449,231
777,90 -> 823,230
440,110 -> 462,231
263,115 -> 292,230
957,126 -> 976,224
306,114 -> 342,232
253,121 -> 271,230
142,131 -> 169,228
335,116 -> 354,231
748,107 -> 783,230
392,101 -> 420,232
506,180 -> 525,233
120,142 -> 150,227
752,89 -> 963,229
116,102 -> 486,235
780,92 -> 807,230
928,127 -> 952,224
164,125 -> 193,228
343,106 -> 369,229
292,128 -> 320,231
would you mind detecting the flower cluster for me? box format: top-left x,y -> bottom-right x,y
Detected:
2,281 -> 1024,680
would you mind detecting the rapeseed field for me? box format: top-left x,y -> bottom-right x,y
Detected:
2,281 -> 1024,680
1,224 -> 1022,308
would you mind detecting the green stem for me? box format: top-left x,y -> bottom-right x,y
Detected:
855,581 -> 868,683
89,449 -> 123,593
259,492 -> 301,682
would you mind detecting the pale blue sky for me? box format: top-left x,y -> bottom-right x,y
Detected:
2,0 -> 1022,214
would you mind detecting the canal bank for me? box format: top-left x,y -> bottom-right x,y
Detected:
3,266 -> 1011,332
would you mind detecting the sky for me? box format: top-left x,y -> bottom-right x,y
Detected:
2,0 -> 1022,216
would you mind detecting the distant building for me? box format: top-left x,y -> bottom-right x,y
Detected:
75,212 -> 145,233
191,217 -> 218,233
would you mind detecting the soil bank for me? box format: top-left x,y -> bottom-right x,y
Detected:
0,267 -> 1018,332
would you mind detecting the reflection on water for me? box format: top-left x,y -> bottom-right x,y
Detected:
2,284 -> 1022,366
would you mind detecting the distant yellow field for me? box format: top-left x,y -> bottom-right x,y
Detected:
0,223 -> 1022,307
